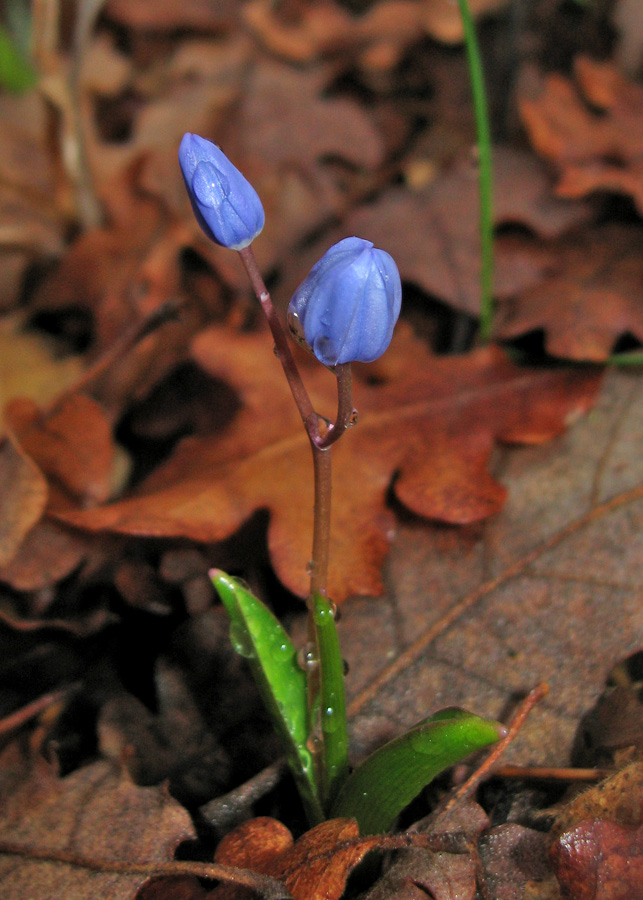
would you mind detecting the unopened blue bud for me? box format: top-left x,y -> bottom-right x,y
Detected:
178,133 -> 265,250
288,237 -> 402,366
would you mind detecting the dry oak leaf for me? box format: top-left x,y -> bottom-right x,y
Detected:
0,747 -> 195,900
210,816 -> 385,900
494,223 -> 643,361
56,324 -> 600,601
520,56 -> 643,214
244,0 -> 511,71
339,146 -> 591,317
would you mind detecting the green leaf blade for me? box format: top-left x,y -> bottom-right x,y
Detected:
330,708 -> 505,835
210,569 -> 324,824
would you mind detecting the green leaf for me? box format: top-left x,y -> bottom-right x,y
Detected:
330,708 -> 505,834
0,25 -> 36,93
210,569 -> 324,824
312,593 -> 349,808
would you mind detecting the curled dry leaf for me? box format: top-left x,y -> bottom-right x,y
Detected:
210,816 -> 385,900
55,324 -> 601,601
520,56 -> 643,214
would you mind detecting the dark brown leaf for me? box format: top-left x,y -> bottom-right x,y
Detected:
0,747 -> 195,900
495,224 -> 643,361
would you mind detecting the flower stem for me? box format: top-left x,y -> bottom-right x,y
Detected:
456,0 -> 494,343
238,245 -> 352,810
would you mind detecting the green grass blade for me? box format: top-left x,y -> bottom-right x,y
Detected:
0,25 -> 36,93
456,0 -> 494,343
312,593 -> 350,808
210,569 -> 324,824
330,708 -> 505,834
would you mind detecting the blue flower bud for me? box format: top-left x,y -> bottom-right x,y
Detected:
288,237 -> 402,366
178,133 -> 265,250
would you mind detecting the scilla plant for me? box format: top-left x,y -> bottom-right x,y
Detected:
179,133 -> 505,834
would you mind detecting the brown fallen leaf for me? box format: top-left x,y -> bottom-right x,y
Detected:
0,746 -> 195,900
478,824 -> 557,900
495,223 -> 643,361
550,818 -> 643,900
364,799 -> 488,900
5,395 -> 115,507
335,146 -> 591,317
340,365 -> 643,778
0,518 -> 90,593
0,392 -> 116,590
520,55 -> 643,214
54,324 -> 600,601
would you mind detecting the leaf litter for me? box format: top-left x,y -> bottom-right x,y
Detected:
0,2 -> 642,899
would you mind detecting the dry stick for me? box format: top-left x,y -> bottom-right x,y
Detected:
443,682 -> 549,812
492,764 -> 607,783
348,482 -> 643,719
0,843 -> 290,900
0,683 -> 80,738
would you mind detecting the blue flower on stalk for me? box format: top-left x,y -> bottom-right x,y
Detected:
178,133 -> 264,250
288,237 -> 402,366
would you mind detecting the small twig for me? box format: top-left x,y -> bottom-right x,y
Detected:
0,683 -> 81,738
199,760 -> 286,831
443,683 -> 549,811
0,842 -> 291,900
492,764 -> 608,783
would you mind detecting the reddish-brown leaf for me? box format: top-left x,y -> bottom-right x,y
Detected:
210,816 -> 383,900
551,818 -> 643,900
520,56 -> 643,214
495,223 -> 643,361
56,324 -> 601,601
5,395 -> 115,507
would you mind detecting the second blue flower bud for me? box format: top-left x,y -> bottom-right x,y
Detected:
288,237 -> 402,366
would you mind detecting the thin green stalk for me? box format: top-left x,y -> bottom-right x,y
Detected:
457,0 -> 494,343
